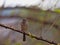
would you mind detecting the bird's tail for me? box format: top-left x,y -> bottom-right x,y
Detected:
23,33 -> 26,41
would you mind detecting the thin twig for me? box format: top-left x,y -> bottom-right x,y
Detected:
0,16 -> 60,30
0,24 -> 57,45
47,16 -> 58,33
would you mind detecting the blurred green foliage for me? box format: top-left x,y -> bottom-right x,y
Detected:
14,42 -> 22,45
54,9 -> 60,13
36,42 -> 44,45
4,39 -> 10,45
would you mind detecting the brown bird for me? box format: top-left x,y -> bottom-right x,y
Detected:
21,19 -> 28,41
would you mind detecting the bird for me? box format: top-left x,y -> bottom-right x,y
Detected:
21,18 -> 28,41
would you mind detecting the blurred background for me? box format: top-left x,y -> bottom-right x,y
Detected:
0,0 -> 60,45
0,8 -> 60,45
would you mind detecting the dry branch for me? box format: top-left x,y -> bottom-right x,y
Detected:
0,24 -> 57,45
0,15 -> 60,30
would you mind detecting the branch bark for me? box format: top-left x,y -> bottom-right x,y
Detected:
0,24 -> 57,45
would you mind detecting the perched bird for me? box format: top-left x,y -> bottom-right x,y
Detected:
21,19 -> 28,41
